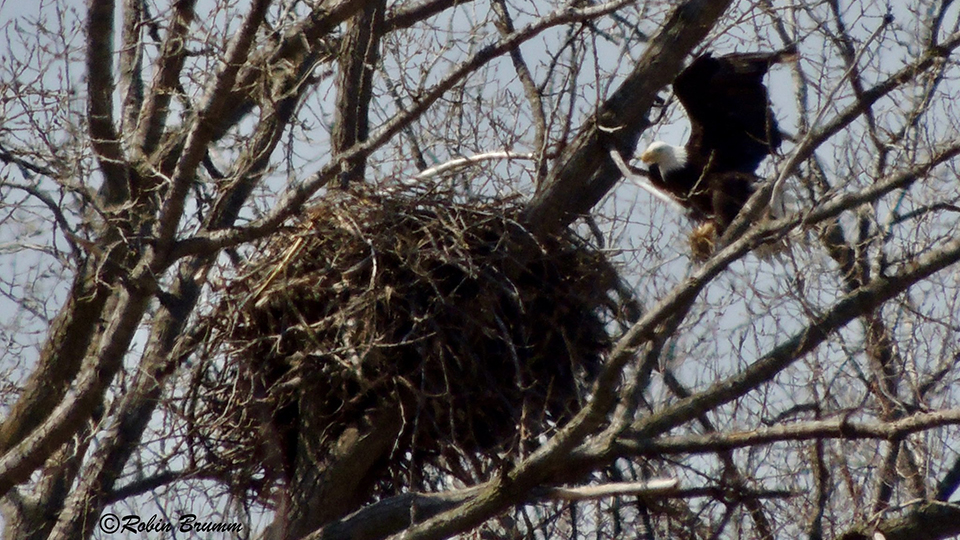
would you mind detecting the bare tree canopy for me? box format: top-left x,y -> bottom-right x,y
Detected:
2,0 -> 960,539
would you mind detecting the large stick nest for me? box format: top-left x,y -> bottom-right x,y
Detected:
190,188 -> 629,499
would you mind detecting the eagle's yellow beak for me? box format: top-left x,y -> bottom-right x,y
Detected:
640,149 -> 656,164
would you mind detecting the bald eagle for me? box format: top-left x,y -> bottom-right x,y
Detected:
640,47 -> 796,257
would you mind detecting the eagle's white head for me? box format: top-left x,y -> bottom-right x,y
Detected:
640,141 -> 687,173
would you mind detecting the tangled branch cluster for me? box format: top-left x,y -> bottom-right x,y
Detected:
189,187 -> 629,502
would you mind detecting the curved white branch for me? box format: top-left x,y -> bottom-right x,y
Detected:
546,479 -> 679,501
609,148 -> 687,212
405,151 -> 536,183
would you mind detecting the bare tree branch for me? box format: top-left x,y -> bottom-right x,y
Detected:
618,410 -> 960,455
331,0 -> 385,186
383,0 -> 474,33
118,0 -> 145,139
491,0 -> 549,184
86,0 -> 130,206
839,501 -> 960,540
133,0 -> 197,155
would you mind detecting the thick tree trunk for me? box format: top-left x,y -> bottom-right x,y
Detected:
332,0 -> 385,186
